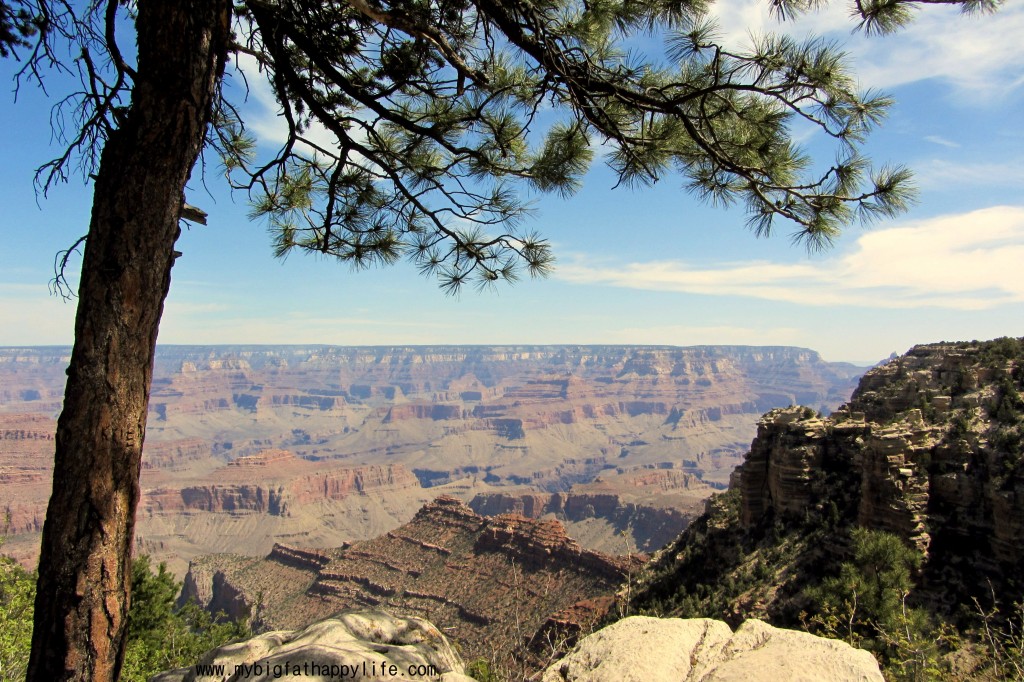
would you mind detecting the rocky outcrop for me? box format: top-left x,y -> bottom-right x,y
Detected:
475,512 -> 643,581
153,610 -> 474,682
145,484 -> 286,515
184,496 -> 643,674
469,491 -> 692,552
141,438 -> 210,470
266,543 -> 334,571
541,616 -> 883,681
737,339 -> 1024,569
531,596 -> 617,651
179,563 -> 253,624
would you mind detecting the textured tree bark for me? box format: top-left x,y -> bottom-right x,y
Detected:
27,1 -> 230,679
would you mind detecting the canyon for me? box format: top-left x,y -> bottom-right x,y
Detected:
635,337 -> 1024,633
0,344 -> 865,573
735,339 -> 1024,571
180,496 -> 642,674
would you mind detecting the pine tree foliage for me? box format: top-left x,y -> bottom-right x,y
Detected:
214,0 -> 936,291
0,552 -> 248,682
0,553 -> 34,680
119,556 -> 249,682
0,0 -> 35,57
10,0 -> 998,290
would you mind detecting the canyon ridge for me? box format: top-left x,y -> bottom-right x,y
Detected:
0,344 -> 865,574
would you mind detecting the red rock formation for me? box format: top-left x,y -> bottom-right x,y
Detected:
140,459 -> 420,518
141,438 -> 210,469
738,340 -> 1024,569
1,344 -> 865,568
267,543 -> 334,571
183,496 -> 644,674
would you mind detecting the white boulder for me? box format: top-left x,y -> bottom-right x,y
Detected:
541,616 -> 884,682
151,609 -> 475,682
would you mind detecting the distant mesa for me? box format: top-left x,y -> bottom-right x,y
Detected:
0,343 -> 867,570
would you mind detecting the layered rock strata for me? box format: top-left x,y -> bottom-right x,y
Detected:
182,497 -> 643,672
0,344 -> 865,568
141,454 -> 419,516
469,491 -> 693,552
738,339 -> 1024,570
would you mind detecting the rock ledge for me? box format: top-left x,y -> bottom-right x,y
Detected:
541,615 -> 883,682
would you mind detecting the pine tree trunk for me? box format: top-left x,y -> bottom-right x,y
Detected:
27,2 -> 230,679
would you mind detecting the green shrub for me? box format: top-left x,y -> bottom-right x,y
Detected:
0,553 -> 247,681
120,556 -> 249,681
0,555 -> 33,680
466,658 -> 501,682
802,529 -> 953,680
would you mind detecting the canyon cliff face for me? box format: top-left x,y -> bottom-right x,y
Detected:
141,451 -> 420,515
636,338 -> 1024,623
181,496 -> 642,674
738,339 -> 1024,570
0,344 -> 864,569
469,489 -> 696,552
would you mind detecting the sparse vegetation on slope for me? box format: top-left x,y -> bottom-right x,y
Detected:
0,554 -> 247,682
629,338 -> 1024,681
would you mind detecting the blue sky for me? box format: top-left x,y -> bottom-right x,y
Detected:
1,1 -> 1022,364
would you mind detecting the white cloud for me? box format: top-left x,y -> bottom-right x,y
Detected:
854,7 -> 1024,97
556,206 -> 1024,310
598,323 -> 803,346
923,136 -> 960,149
229,53 -> 345,156
705,0 -> 1024,99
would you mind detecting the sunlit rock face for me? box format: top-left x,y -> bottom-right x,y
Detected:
738,339 -> 1024,569
540,616 -> 883,682
180,497 -> 642,673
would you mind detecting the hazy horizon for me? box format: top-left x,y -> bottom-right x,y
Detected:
0,341 -> 895,366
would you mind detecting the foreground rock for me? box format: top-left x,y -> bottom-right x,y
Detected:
152,610 -> 474,682
541,616 -> 883,682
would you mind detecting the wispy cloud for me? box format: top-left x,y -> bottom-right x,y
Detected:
229,53 -> 345,155
705,0 -> 1024,100
923,136 -> 960,149
599,323 -> 804,347
854,8 -> 1024,98
556,206 -> 1024,310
